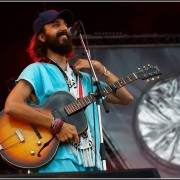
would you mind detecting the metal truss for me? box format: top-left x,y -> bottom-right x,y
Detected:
73,34 -> 180,47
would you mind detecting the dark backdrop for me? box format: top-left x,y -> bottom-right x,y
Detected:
1,2 -> 180,110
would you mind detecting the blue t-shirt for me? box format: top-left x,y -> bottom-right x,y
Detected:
16,62 -> 107,172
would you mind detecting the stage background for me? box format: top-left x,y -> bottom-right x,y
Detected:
73,45 -> 180,178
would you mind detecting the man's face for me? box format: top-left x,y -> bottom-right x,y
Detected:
42,18 -> 73,56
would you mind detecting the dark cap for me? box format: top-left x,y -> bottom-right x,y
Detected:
33,9 -> 74,34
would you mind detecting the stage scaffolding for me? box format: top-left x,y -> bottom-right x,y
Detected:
73,33 -> 180,47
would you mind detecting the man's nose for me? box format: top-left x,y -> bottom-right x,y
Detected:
60,24 -> 68,31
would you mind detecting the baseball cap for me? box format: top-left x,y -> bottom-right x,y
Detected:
33,9 -> 74,34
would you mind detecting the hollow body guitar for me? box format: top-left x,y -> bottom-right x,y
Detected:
0,64 -> 161,170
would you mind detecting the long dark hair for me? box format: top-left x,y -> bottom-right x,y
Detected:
27,31 -> 74,63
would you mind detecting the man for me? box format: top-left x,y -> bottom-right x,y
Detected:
4,9 -> 133,173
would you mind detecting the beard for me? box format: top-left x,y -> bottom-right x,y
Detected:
44,31 -> 73,56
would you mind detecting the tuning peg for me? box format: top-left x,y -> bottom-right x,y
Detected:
157,76 -> 160,79
148,64 -> 150,66
151,77 -> 155,81
146,79 -> 150,82
138,68 -> 141,70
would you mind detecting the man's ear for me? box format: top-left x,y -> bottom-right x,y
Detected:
38,33 -> 46,42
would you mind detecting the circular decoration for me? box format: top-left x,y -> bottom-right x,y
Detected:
134,73 -> 180,170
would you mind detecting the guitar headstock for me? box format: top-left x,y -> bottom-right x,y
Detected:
135,64 -> 162,81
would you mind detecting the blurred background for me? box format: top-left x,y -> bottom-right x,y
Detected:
1,1 -> 180,178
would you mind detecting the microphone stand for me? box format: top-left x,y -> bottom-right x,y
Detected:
78,33 -> 109,171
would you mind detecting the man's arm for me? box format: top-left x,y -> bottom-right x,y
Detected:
73,59 -> 134,105
4,80 -> 79,143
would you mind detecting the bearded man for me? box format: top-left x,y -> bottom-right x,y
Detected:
4,9 -> 133,173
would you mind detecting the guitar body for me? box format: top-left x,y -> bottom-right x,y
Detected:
0,91 -> 88,170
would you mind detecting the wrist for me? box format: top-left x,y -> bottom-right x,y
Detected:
101,66 -> 110,78
50,117 -> 64,134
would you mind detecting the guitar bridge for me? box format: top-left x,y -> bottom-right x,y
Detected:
0,129 -> 25,150
15,129 -> 24,142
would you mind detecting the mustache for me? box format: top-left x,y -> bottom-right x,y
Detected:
56,30 -> 70,38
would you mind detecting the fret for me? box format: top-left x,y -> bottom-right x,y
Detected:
121,74 -> 135,84
116,81 -> 122,89
86,96 -> 91,103
84,96 -> 89,102
68,104 -> 74,113
83,98 -> 89,106
76,100 -> 83,109
127,74 -> 136,82
71,102 -> 78,113
70,101 -> 81,114
65,105 -> 72,114
118,79 -> 125,86
78,99 -> 85,108
69,105 -> 74,114
125,74 -> 135,83
121,78 -> 127,84
82,95 -> 93,109
84,96 -> 91,104
79,98 -> 86,107
112,83 -> 117,90
87,94 -> 96,104
103,88 -> 109,96
84,97 -> 89,104
106,86 -> 111,95
68,105 -> 74,114
127,75 -> 132,82
65,104 -> 73,115
74,101 -> 80,111
122,77 -> 129,84
132,73 -> 138,79
71,102 -> 78,112
107,86 -> 112,92
88,94 -> 96,102
88,96 -> 93,103
130,73 -> 137,81
128,74 -> 135,82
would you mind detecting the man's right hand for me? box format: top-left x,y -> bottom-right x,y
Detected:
56,122 -> 79,144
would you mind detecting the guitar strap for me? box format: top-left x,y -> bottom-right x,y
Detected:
77,73 -> 84,99
47,57 -> 84,99
49,59 -> 70,90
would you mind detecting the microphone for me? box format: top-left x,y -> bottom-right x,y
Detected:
67,21 -> 81,37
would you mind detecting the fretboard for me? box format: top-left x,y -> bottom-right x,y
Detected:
64,72 -> 137,115
102,72 -> 137,96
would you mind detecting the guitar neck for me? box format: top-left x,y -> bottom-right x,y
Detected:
102,72 -> 137,96
64,94 -> 96,115
64,72 -> 137,115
